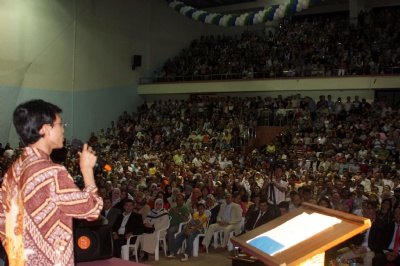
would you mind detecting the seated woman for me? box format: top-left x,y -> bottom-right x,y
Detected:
113,189 -> 130,213
111,188 -> 122,207
139,198 -> 170,261
168,202 -> 209,261
376,198 -> 393,223
205,194 -> 220,225
149,191 -> 170,210
133,192 -> 151,221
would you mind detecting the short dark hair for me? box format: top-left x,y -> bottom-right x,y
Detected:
124,199 -> 135,205
196,202 -> 206,208
13,99 -> 62,145
259,198 -> 268,205
103,197 -> 111,202
278,201 -> 289,210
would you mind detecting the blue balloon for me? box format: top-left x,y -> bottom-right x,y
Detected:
199,13 -> 207,22
249,14 -> 255,25
186,9 -> 196,17
269,7 -> 277,20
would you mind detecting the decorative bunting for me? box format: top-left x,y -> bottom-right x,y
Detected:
167,0 -> 323,27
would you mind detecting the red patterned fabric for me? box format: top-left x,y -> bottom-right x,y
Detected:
0,147 -> 103,266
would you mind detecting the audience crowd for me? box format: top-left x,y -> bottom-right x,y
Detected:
153,8 -> 400,82
1,91 -> 400,264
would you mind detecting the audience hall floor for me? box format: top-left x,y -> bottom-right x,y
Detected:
136,248 -> 233,266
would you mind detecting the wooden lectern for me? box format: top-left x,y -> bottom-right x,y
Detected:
230,203 -> 371,266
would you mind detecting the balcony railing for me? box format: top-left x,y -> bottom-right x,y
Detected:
140,66 -> 400,84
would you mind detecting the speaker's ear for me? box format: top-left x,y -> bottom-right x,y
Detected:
73,225 -> 113,263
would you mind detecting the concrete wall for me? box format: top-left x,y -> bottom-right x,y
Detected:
0,0 -> 207,146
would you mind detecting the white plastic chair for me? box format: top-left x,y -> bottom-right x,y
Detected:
219,217 -> 245,251
175,213 -> 192,254
192,210 -> 211,256
154,217 -> 171,261
121,235 -> 140,262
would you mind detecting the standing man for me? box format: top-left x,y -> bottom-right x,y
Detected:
264,166 -> 288,205
0,99 -> 103,265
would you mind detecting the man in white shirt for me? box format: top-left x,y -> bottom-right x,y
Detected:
263,166 -> 288,205
101,197 -> 121,227
112,199 -> 145,258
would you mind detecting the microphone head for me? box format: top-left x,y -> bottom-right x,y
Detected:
71,139 -> 83,152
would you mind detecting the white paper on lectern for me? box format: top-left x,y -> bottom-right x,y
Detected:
247,212 -> 341,255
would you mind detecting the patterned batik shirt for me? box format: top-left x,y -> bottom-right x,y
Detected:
0,147 -> 103,266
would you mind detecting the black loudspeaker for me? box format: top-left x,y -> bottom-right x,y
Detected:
132,55 -> 142,70
73,225 -> 113,263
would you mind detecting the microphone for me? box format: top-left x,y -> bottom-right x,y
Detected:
71,139 -> 112,172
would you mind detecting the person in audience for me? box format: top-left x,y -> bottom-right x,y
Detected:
377,198 -> 394,223
133,191 -> 151,221
113,189 -> 131,212
243,198 -> 275,232
198,193 -> 242,252
205,194 -> 220,225
112,199 -> 145,258
278,201 -> 290,215
233,191 -> 247,217
101,196 -> 121,228
168,202 -> 209,262
245,194 -> 261,222
263,166 -> 288,205
373,208 -> 400,265
336,206 -> 384,266
139,198 -> 170,261
167,193 -> 190,256
318,197 -> 332,209
111,188 -> 122,207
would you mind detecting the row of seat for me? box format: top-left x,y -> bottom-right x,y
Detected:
120,212 -> 244,261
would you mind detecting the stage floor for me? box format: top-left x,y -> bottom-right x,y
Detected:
77,257 -> 148,266
76,250 -> 232,266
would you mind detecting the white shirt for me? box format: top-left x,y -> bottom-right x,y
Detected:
267,179 -> 288,205
118,212 -> 132,235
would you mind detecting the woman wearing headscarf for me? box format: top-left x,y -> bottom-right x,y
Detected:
111,188 -> 121,207
149,191 -> 170,210
139,198 -> 170,261
205,194 -> 220,225
133,192 -> 151,221
113,189 -> 130,213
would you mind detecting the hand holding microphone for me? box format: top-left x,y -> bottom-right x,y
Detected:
77,143 -> 97,187
78,143 -> 97,171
